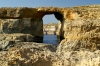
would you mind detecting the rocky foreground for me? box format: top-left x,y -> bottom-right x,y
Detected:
0,5 -> 100,66
0,42 -> 100,66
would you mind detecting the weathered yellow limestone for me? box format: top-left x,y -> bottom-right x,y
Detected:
0,5 -> 100,42
0,5 -> 100,66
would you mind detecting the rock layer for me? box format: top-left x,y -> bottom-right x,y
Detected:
0,18 -> 43,42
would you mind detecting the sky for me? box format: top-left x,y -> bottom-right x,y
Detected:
0,0 -> 100,24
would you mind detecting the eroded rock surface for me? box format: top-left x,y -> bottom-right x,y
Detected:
57,5 -> 100,52
0,42 -> 58,66
0,34 -> 34,50
0,18 -> 43,42
0,42 -> 100,66
0,5 -> 100,66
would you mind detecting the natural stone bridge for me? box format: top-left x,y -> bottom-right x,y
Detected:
0,5 -> 100,48
0,5 -> 100,44
0,7 -> 77,42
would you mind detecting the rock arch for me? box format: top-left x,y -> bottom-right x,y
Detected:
0,7 -> 75,43
42,11 -> 65,41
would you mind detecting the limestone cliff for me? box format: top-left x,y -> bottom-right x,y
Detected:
43,23 -> 57,35
0,4 -> 100,66
57,5 -> 100,52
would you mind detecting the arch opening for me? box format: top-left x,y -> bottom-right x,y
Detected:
43,14 -> 58,45
43,12 -> 64,45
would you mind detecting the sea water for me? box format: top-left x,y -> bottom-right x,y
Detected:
43,35 -> 58,45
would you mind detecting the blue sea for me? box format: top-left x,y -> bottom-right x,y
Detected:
43,35 -> 58,45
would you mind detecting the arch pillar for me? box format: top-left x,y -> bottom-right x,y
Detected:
30,18 -> 43,43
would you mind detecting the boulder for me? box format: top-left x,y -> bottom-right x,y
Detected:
0,34 -> 34,50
